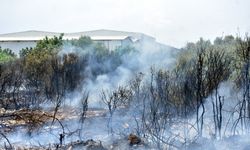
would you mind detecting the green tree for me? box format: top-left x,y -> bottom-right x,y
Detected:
0,47 -> 16,63
71,36 -> 92,49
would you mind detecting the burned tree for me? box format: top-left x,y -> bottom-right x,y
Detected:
101,86 -> 132,134
194,39 -> 208,137
233,35 -> 250,134
205,48 -> 231,138
78,93 -> 89,140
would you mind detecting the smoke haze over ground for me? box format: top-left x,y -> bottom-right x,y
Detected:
1,39 -> 180,149
2,35 -> 250,150
0,0 -> 250,149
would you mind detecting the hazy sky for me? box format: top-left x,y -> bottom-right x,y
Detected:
0,0 -> 249,48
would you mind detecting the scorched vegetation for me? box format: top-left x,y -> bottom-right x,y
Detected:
0,34 -> 250,150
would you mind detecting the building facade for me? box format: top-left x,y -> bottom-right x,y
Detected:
0,29 -> 155,55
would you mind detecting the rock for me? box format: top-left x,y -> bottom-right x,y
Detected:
0,108 -> 5,113
67,146 -> 73,150
128,134 -> 141,145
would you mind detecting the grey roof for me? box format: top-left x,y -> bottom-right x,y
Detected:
0,30 -> 60,37
0,29 -> 155,42
70,29 -> 149,39
0,30 -> 61,41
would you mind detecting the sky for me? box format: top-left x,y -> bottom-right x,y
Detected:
0,0 -> 249,48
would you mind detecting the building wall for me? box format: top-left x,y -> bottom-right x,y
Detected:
95,39 -> 132,51
0,41 -> 37,54
0,39 -> 133,55
95,40 -> 122,51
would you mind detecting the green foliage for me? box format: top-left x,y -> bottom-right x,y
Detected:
0,47 -> 16,63
35,34 -> 64,53
176,38 -> 211,74
232,35 -> 250,88
214,35 -> 236,45
65,37 -> 137,78
20,33 -> 64,79
71,36 -> 93,49
177,35 -> 245,93
171,37 -> 233,115
0,32 -> 136,109
19,47 -> 33,57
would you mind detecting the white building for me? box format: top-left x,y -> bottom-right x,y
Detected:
0,29 -> 155,54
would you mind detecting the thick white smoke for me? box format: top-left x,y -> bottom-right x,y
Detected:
5,37 -> 250,150
60,39 -> 178,107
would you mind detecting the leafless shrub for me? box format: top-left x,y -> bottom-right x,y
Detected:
78,93 -> 89,140
101,86 -> 132,134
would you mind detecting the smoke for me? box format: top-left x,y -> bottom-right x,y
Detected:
176,82 -> 250,150
0,38 -> 178,148
60,39 -> 177,107
4,37 -> 250,150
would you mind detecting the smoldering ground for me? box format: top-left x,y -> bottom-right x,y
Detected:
2,36 -> 250,150
0,39 -> 178,149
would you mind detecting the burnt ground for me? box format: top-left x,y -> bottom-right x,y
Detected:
0,107 -> 147,150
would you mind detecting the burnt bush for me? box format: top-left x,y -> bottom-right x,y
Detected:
0,35 -> 136,110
